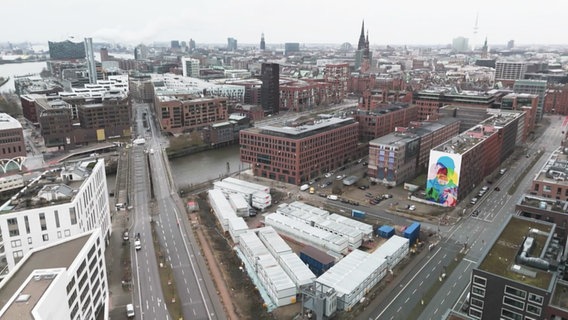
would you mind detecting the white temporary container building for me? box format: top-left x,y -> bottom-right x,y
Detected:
316,249 -> 387,311
287,201 -> 329,217
228,193 -> 250,217
279,252 -> 316,289
223,177 -> 271,193
208,189 -> 237,232
257,227 -> 293,257
214,181 -> 272,209
316,219 -> 363,249
264,213 -> 348,255
327,213 -> 374,240
371,235 -> 409,266
228,217 -> 249,244
277,205 -> 325,226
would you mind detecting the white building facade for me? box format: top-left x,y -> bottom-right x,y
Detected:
0,159 -> 111,279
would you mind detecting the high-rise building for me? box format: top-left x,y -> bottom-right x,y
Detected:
134,44 -> 148,60
452,36 -> 470,52
261,63 -> 280,114
84,38 -> 97,84
189,39 -> 196,52
0,159 -> 111,280
495,61 -> 527,82
284,43 -> 300,56
227,37 -> 238,51
171,40 -> 180,49
100,47 -> 109,62
514,79 -> 547,122
507,39 -> 515,49
181,57 -> 200,78
260,33 -> 266,51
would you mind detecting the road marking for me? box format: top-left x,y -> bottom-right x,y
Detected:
412,288 -> 417,295
405,297 -> 409,303
374,248 -> 442,320
463,258 -> 477,264
419,281 -> 423,287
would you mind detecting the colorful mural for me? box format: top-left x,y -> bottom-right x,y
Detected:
425,151 -> 461,207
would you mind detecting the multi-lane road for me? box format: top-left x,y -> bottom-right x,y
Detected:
356,115 -> 566,320
131,102 -> 226,320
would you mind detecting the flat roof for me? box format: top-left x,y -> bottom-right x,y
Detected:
0,234 -> 91,313
0,113 -> 22,131
256,117 -> 355,137
478,216 -> 554,290
534,147 -> 568,186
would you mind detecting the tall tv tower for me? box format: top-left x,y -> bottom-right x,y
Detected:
471,12 -> 479,51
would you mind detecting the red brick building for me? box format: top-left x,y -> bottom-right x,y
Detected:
545,84 -> 568,115
0,113 -> 26,159
530,147 -> 568,201
240,117 -> 360,185
354,103 -> 418,142
154,94 -> 228,135
323,63 -> 349,103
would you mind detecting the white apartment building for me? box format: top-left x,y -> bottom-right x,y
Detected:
0,228 -> 108,320
0,158 -> 111,279
181,57 -> 200,78
495,61 -> 527,81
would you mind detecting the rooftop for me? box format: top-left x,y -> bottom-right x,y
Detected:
534,147 -> 568,186
370,118 -> 460,147
0,233 -> 91,315
248,117 -> 356,138
550,280 -> 568,312
0,113 -> 22,131
518,195 -> 568,214
0,159 -> 100,213
478,215 -> 555,290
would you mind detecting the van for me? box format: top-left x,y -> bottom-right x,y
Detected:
327,195 -> 338,201
126,303 -> 135,317
300,184 -> 309,191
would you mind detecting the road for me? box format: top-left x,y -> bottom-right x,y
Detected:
130,106 -> 170,320
141,102 -> 227,320
358,115 -> 565,320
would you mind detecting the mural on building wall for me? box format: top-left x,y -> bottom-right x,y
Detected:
425,151 -> 461,207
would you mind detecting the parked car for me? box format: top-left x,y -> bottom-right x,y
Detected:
408,204 -> 416,211
494,186 -> 501,191
327,195 -> 338,201
470,197 -> 478,205
472,209 -> 479,217
123,231 -> 129,241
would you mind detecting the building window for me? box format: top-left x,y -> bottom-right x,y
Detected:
10,240 -> 21,248
42,234 -> 49,241
7,218 -> 19,237
504,296 -> 525,311
501,308 -> 522,320
527,293 -> 543,305
505,285 -> 527,299
69,208 -> 77,225
473,275 -> 487,287
543,185 -> 551,193
57,231 -> 62,239
64,229 -> 71,237
27,237 -> 32,244
24,216 -> 30,234
471,297 -> 484,309
469,307 -> 482,319
534,184 -> 539,192
39,213 -> 47,231
526,304 -> 541,316
13,250 -> 23,263
54,210 -> 60,228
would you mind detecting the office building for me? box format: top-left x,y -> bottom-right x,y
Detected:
0,159 -> 111,279
529,147 -> 568,201
240,117 -> 359,185
84,38 -> 97,84
99,47 -> 109,62
324,64 -> 349,103
0,229 -> 108,320
452,37 -> 470,52
514,79 -> 547,122
48,40 -> 86,60
368,119 -> 460,186
467,215 -> 567,320
171,40 -> 180,50
413,87 -> 499,121
354,103 -> 418,142
284,43 -> 300,56
181,57 -> 200,78
426,111 -> 525,206
227,37 -> 238,51
507,40 -> 515,49
495,61 -> 527,82
261,63 -> 280,114
0,113 -> 26,160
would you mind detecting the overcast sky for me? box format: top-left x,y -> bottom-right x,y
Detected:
3,0 -> 567,47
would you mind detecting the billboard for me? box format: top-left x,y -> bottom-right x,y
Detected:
425,150 -> 462,207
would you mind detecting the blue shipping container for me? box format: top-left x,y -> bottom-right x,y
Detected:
403,222 -> 421,244
351,209 -> 366,219
300,246 -> 335,277
377,225 -> 395,238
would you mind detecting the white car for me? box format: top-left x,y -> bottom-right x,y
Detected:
408,205 -> 416,211
134,239 -> 141,251
470,197 -> 478,205
324,173 -> 332,178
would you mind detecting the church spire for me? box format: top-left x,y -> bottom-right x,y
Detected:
357,20 -> 366,50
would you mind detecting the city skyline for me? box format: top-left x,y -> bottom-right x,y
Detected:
3,0 -> 568,47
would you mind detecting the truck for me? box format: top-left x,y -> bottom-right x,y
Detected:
403,222 -> 421,245
351,209 -> 366,219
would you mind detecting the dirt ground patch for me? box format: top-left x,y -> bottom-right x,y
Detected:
193,194 -> 276,320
